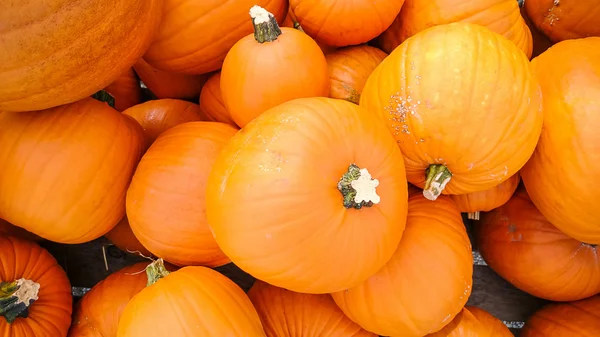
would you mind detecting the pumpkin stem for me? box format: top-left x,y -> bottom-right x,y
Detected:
91,90 -> 116,108
423,164 -> 452,201
0,279 -> 40,324
145,259 -> 170,287
249,5 -> 282,43
467,212 -> 480,220
337,164 -> 381,209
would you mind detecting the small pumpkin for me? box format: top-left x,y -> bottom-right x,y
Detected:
116,259 -> 266,336
476,188 -> 600,302
248,280 -> 376,337
133,59 -> 210,101
220,6 -> 329,128
520,37 -> 600,244
325,45 -> 388,104
331,194 -> 473,337
450,173 -> 520,220
104,68 -> 143,112
104,217 -> 153,258
524,0 -> 600,43
206,97 -> 408,294
360,22 -> 542,200
428,306 -> 512,337
0,236 -> 72,336
0,218 -> 43,242
198,72 -> 238,127
521,295 -> 600,336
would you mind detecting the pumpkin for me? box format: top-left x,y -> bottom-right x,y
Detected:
520,5 -> 554,58
0,0 -> 162,112
248,280 -> 376,337
220,6 -> 330,128
521,295 -> 600,336
198,72 -> 238,127
524,0 -> 600,43
289,0 -> 405,47
126,122 -> 238,267
0,98 -> 144,244
0,218 -> 43,242
520,37 -> 600,244
450,173 -> 520,220
133,59 -> 210,101
476,188 -> 600,301
206,97 -> 408,294
325,45 -> 388,104
116,259 -> 266,336
104,68 -> 143,112
331,194 -> 473,337
360,22 -> 543,200
428,306 -> 512,336
143,0 -> 287,75
104,217 -> 153,258
281,7 -> 338,55
378,0 -> 533,58
0,236 -> 72,336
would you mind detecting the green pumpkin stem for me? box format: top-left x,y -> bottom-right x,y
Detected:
423,164 -> 452,201
91,90 -> 116,108
146,259 -> 170,287
337,164 -> 381,209
249,5 -> 282,43
0,279 -> 40,324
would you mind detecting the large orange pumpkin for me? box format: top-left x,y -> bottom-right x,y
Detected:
0,0 -> 162,112
520,295 -> 600,336
360,22 -> 543,200
248,280 -> 376,337
198,72 -> 237,127
428,306 -> 512,336
524,0 -> 600,43
520,37 -> 600,244
0,236 -> 72,336
143,0 -> 287,75
206,97 -> 408,294
133,59 -> 210,101
0,218 -> 42,242
378,0 -> 532,58
220,6 -> 329,128
476,188 -> 600,301
116,260 -> 266,336
104,217 -> 153,258
104,68 -> 143,112
332,194 -> 473,337
450,173 -> 520,220
0,98 -> 145,244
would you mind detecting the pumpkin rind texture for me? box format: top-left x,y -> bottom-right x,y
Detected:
0,0 -> 163,112
0,98 -> 145,244
206,97 -> 408,294
521,295 -> 600,336
133,59 -> 210,101
199,72 -> 237,127
450,173 -> 520,213
428,306 -> 513,337
520,37 -> 600,244
360,22 -> 543,197
524,0 -> 600,43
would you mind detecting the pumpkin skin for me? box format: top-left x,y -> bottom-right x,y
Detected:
248,280 -> 376,337
521,295 -> 600,336
198,72 -> 238,127
0,236 -> 72,336
143,0 -> 288,75
378,0 -> 533,58
206,97 -> 408,294
0,0 -> 162,112
450,173 -> 520,214
520,37 -> 600,244
524,0 -> 600,43
0,98 -> 145,244
428,306 -> 512,337
360,22 -> 543,200
326,45 -> 388,104
104,217 -> 153,258
476,188 -> 600,301
332,194 -> 473,337
281,7 -> 338,55
133,59 -> 210,101
126,122 -> 239,267
220,7 -> 330,128
520,5 -> 554,58
289,0 -> 405,47
0,218 -> 43,242
104,68 -> 143,112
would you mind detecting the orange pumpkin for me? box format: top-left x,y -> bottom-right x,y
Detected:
0,0 -> 162,112
143,0 -> 287,75
0,98 -> 144,244
520,5 -> 554,58
281,7 -> 338,55
289,0 -> 405,47
360,22 -> 543,200
206,97 -> 408,294
198,72 -> 238,127
0,218 -> 43,242
476,188 -> 600,301
116,260 -> 266,336
450,173 -> 520,220
104,68 -> 143,112
521,295 -> 600,336
428,306 -> 512,336
0,236 -> 72,336
133,59 -> 210,101
104,217 -> 153,258
220,6 -> 329,128
248,280 -> 376,337
332,194 -> 473,337
378,0 -> 533,58
524,0 -> 600,43
520,37 -> 600,244
326,45 -> 388,104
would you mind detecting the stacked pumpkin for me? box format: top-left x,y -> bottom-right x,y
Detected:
0,0 -> 599,336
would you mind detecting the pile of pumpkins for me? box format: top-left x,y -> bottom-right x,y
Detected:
1,0 -> 599,336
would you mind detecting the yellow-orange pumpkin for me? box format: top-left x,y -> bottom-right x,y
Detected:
450,173 -> 520,220
428,306 -> 512,336
104,217 -> 153,258
198,72 -> 238,127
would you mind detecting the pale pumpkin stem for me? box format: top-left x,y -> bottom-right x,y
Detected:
468,212 -> 481,220
91,90 -> 115,108
0,279 -> 40,324
423,164 -> 452,201
337,164 -> 381,209
249,5 -> 282,43
145,259 -> 170,287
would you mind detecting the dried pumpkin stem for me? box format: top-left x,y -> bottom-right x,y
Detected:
423,164 -> 452,201
467,212 -> 481,220
91,90 -> 115,108
0,279 -> 40,324
249,5 -> 282,43
337,164 -> 381,209
146,259 -> 170,287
